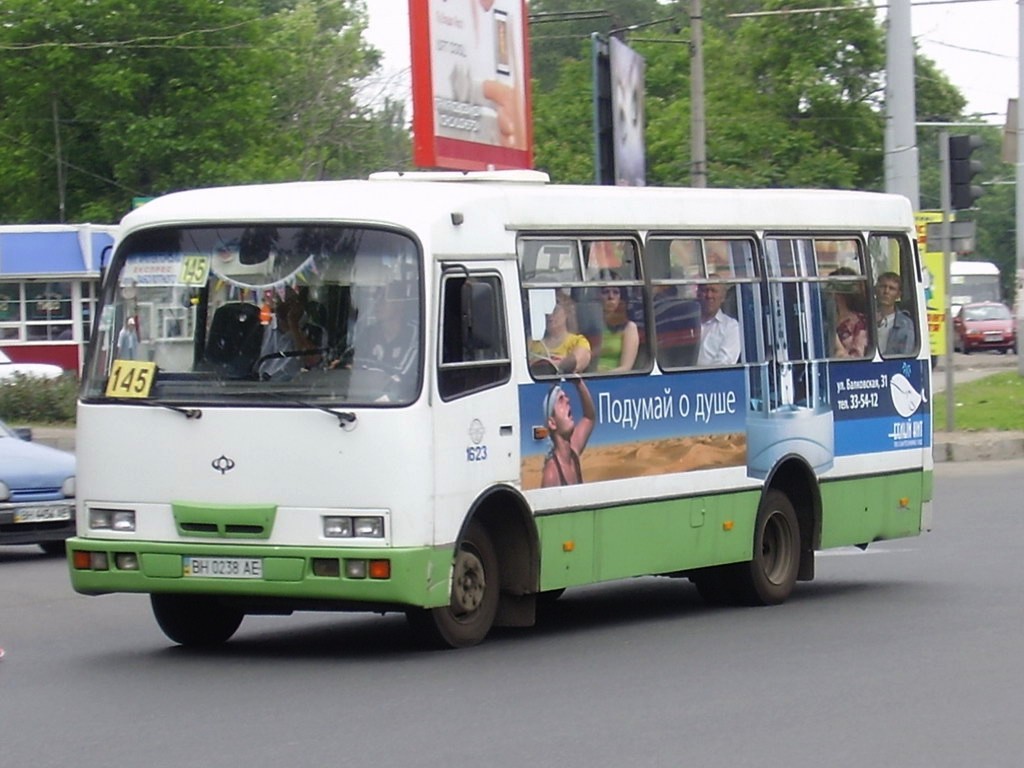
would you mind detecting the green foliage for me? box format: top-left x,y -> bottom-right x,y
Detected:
0,374 -> 77,424
0,0 -> 409,223
0,0 -> 1008,286
528,0 -> 665,89
531,58 -> 598,183
530,0 -> 978,195
531,0 -> 896,189
934,372 -> 1024,432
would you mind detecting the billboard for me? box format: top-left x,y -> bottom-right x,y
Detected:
593,36 -> 646,186
609,37 -> 645,186
914,210 -> 947,357
409,0 -> 533,171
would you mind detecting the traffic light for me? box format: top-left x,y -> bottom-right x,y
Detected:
949,134 -> 983,210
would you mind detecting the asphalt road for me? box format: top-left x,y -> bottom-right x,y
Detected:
2,459 -> 1023,768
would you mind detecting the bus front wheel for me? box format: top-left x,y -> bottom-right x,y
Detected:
731,489 -> 800,606
407,521 -> 499,649
150,594 -> 244,647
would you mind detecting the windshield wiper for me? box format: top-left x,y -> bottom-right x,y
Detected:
320,406 -> 357,427
106,398 -> 203,420
265,392 -> 356,428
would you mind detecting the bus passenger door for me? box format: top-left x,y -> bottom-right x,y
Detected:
432,266 -> 518,539
748,238 -> 834,477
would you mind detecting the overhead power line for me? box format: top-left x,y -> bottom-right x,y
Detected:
729,0 -> 992,19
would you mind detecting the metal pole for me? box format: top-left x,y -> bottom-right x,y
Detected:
689,0 -> 706,188
1017,1 -> 1024,376
883,0 -> 919,207
940,131 -> 955,431
52,95 -> 66,224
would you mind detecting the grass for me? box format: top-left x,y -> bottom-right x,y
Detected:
933,371 -> 1024,432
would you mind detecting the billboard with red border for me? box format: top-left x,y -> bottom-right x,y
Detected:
409,0 -> 533,170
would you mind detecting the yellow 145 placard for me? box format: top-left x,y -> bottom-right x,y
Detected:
106,359 -> 157,398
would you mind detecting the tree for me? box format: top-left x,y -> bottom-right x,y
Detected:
0,0 -> 404,223
528,0 -> 666,89
531,0 -> 889,189
531,57 -> 597,183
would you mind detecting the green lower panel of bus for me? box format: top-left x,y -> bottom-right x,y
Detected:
536,490 -> 762,592
67,539 -> 456,609
535,469 -> 927,592
818,469 -> 927,549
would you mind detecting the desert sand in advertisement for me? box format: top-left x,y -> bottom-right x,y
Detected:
521,433 -> 747,490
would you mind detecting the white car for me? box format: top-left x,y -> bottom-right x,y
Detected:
0,349 -> 64,380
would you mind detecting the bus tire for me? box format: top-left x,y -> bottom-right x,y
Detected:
730,489 -> 800,606
150,594 -> 244,647
407,521 -> 499,649
691,567 -> 737,606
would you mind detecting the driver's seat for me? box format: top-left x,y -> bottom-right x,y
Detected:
205,302 -> 263,377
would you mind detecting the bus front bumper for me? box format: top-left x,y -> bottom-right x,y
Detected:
66,538 -> 455,610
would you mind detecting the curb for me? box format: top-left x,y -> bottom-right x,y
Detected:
932,431 -> 1024,463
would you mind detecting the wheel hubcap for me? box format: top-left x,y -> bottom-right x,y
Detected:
451,548 -> 486,616
762,510 -> 795,585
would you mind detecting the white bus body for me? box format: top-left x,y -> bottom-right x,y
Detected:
69,173 -> 933,648
950,260 -> 1001,314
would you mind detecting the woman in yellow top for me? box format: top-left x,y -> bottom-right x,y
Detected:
529,291 -> 591,375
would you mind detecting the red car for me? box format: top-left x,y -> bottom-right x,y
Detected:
953,301 -> 1017,354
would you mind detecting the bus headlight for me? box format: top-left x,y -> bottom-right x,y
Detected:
62,477 -> 76,498
89,508 -> 136,531
323,516 -> 353,538
353,516 -> 384,538
322,515 -> 385,539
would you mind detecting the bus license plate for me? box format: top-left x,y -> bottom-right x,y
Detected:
183,556 -> 262,579
13,506 -> 72,523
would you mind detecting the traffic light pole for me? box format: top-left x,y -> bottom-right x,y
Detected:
939,131 -> 955,432
1018,2 -> 1024,377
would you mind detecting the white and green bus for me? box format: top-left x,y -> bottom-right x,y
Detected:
69,171 -> 933,648
949,259 -> 1001,316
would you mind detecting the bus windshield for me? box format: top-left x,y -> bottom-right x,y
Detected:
82,224 -> 422,406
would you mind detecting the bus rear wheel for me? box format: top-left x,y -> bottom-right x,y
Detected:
150,594 -> 244,647
730,489 -> 800,606
406,521 -> 499,649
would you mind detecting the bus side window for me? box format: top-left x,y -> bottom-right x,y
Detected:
654,286 -> 701,369
439,274 -> 511,400
869,234 -> 919,358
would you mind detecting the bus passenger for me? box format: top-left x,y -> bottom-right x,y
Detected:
541,377 -> 595,487
696,278 -> 741,365
354,287 -> 418,381
875,272 -> 915,355
596,285 -> 639,372
529,290 -> 591,375
829,267 -> 869,357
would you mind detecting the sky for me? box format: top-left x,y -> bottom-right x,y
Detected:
363,0 -> 1020,123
